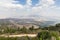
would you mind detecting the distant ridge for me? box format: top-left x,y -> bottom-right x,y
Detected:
0,18 -> 56,27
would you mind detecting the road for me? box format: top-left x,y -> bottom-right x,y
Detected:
0,34 -> 37,37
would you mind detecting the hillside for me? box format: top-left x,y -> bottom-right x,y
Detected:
0,18 -> 56,27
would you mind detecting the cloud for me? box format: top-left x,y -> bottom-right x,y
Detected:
0,0 -> 60,21
0,0 -> 25,18
0,0 -> 24,8
36,0 -> 55,7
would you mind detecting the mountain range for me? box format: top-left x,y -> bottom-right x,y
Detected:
0,18 -> 56,27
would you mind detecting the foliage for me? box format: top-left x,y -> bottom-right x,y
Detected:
50,31 -> 60,40
37,31 -> 51,40
0,37 -> 39,40
29,26 -> 34,31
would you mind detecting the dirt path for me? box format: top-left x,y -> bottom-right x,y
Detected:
0,34 -> 37,37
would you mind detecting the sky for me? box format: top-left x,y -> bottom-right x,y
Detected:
0,0 -> 60,21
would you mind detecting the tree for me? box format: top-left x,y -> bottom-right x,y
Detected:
56,23 -> 60,27
21,26 -> 28,33
17,27 -> 21,31
37,31 -> 51,40
29,26 -> 34,31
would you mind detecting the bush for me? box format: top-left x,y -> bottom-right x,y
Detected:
37,31 -> 51,40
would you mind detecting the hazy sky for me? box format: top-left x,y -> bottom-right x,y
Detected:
0,0 -> 60,21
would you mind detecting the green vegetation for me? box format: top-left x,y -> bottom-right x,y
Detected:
37,31 -> 51,40
0,23 -> 60,40
0,25 -> 40,34
0,31 -> 59,40
0,37 -> 39,40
